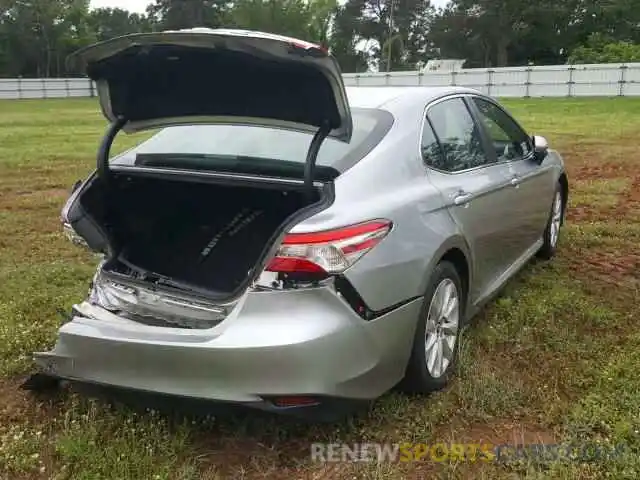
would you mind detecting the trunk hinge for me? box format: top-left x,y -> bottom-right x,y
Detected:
304,121 -> 332,196
97,116 -> 127,181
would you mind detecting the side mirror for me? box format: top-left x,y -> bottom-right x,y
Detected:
532,135 -> 549,164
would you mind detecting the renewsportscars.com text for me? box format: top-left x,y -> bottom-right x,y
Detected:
310,442 -> 626,463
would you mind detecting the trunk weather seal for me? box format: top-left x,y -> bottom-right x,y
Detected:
97,116 -> 126,181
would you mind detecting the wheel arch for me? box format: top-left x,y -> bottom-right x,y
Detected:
440,248 -> 470,309
421,236 -> 473,317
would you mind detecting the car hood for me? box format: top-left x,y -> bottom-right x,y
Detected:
68,28 -> 353,142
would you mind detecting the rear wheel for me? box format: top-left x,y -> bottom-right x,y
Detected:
399,261 -> 463,394
537,184 -> 564,260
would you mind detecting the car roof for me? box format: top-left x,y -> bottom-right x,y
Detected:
346,86 -> 482,109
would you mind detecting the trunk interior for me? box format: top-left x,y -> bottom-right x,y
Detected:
79,172 -> 323,295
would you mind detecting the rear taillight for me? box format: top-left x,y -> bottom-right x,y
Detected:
265,220 -> 392,275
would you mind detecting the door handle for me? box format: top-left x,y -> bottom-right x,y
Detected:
453,191 -> 473,206
510,176 -> 521,187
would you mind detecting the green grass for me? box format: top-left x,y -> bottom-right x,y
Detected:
571,178 -> 629,208
502,97 -> 640,144
0,97 -> 639,479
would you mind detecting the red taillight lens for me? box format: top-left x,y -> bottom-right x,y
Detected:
265,257 -> 326,273
265,220 -> 392,275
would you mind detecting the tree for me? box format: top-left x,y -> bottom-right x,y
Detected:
88,8 -> 152,42
569,34 -> 640,63
569,0 -> 640,47
507,1 -> 577,66
222,0 -> 339,52
358,0 -> 434,71
430,0 -> 532,67
429,0 -> 580,67
428,6 -> 485,67
330,0 -> 369,72
145,0 -> 227,30
1,0 -> 639,78
329,0 -> 433,72
307,0 -> 337,47
0,0 -> 96,77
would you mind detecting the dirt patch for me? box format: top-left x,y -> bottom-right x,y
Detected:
189,424 -> 316,479
435,419 -> 557,447
0,186 -> 69,247
0,377 -> 66,480
13,188 -> 68,199
0,188 -> 68,212
613,174 -> 640,221
570,163 -> 632,181
0,377 -> 34,422
562,137 -> 638,170
566,173 -> 637,224
194,438 -> 297,473
567,248 -> 640,283
194,419 -> 557,479
0,376 -> 63,426
563,158 -> 639,275
566,204 -> 613,223
570,173 -> 640,282
563,133 -> 638,222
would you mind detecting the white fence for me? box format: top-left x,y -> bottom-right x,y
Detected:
0,77 -> 95,99
1,63 -> 639,99
343,63 -> 640,97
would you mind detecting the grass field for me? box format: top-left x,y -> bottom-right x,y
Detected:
0,97 -> 639,479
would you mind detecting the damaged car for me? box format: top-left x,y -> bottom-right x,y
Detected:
31,28 -> 568,420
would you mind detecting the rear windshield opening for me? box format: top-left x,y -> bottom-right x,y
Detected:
111,108 -> 394,179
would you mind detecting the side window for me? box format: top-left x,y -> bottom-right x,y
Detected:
472,98 -> 533,162
425,98 -> 491,172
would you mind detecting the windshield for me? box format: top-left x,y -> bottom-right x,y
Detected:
112,108 -> 393,173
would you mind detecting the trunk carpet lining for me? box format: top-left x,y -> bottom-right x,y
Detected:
82,174 -> 315,294
121,205 -> 280,291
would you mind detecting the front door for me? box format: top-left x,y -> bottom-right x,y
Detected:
468,96 -> 556,254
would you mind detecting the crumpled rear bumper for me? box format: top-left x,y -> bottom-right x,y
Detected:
34,285 -> 422,412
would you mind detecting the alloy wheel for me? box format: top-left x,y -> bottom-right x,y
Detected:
550,191 -> 563,248
424,278 -> 459,378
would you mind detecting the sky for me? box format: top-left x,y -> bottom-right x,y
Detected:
90,0 -> 450,14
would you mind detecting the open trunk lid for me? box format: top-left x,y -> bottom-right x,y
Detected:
61,30 -> 354,315
68,28 -> 353,142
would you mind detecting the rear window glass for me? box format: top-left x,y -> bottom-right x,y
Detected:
112,108 -> 393,172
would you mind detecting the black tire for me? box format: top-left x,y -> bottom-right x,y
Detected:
537,183 -> 564,260
399,261 -> 464,394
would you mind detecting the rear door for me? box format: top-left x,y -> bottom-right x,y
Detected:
468,96 -> 556,255
421,96 -> 520,302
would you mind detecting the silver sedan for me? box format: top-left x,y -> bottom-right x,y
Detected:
32,29 -> 569,421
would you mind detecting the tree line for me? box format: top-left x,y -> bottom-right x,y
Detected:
1,0 -> 639,78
